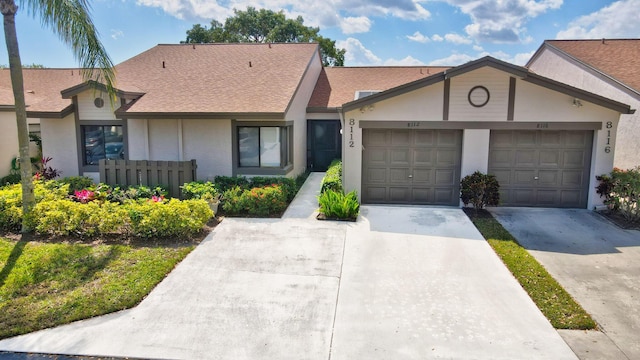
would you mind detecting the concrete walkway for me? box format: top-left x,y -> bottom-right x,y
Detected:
490,208 -> 640,360
0,174 -> 576,359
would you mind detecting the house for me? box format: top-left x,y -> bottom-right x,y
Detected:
527,39 -> 640,170
0,44 -> 634,209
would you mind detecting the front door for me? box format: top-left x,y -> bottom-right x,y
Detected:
307,120 -> 342,171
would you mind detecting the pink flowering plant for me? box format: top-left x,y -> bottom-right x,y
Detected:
73,189 -> 95,203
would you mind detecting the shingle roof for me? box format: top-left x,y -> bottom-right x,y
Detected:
0,68 -> 84,113
308,66 -> 450,111
114,43 -> 320,116
543,39 -> 640,93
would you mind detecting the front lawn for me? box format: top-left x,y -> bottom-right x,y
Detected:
0,236 -> 194,340
465,209 -> 596,330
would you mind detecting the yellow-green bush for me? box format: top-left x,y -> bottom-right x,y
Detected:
0,180 -> 69,231
125,199 -> 212,238
28,200 -> 127,236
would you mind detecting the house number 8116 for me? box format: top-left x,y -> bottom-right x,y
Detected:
604,121 -> 612,153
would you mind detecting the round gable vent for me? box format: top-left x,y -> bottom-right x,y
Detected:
468,86 -> 490,108
94,97 -> 105,108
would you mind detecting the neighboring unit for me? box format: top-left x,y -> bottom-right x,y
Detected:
527,39 -> 640,170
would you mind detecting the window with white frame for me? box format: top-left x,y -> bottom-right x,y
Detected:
238,126 -> 292,168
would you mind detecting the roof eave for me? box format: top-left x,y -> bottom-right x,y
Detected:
115,111 -> 286,120
61,81 -> 145,100
306,106 -> 339,113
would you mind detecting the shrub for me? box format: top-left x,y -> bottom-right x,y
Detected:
28,200 -> 126,237
320,159 -> 343,194
0,173 -> 21,186
318,190 -> 359,220
125,199 -> 212,238
59,176 -> 94,195
107,185 -> 166,204
214,176 -> 250,193
250,177 -> 297,202
180,181 -> 219,200
0,181 -> 70,231
596,167 -> 640,222
221,185 -> 287,217
460,171 -> 500,210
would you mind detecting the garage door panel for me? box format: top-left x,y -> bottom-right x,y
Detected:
413,149 -> 434,166
391,130 -> 411,146
367,148 -> 387,164
537,170 -> 559,186
514,170 -> 536,185
363,129 -> 461,205
412,169 -> 432,183
436,149 -> 459,166
539,150 -> 560,167
414,131 -> 435,146
563,150 -> 586,167
389,187 -> 410,203
489,130 -> 592,208
561,170 -> 584,187
490,150 -> 513,167
515,150 -> 536,167
367,130 -> 388,146
389,168 -> 411,183
391,149 -> 410,165
515,131 -> 536,146
366,168 -> 387,183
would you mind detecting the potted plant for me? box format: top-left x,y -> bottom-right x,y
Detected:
202,192 -> 222,214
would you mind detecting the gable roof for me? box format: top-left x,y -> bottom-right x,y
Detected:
528,39 -> 640,96
0,68 -> 84,117
307,66 -> 449,112
113,43 -> 320,118
343,56 -> 634,115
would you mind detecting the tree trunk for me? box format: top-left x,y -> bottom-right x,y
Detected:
2,0 -> 36,233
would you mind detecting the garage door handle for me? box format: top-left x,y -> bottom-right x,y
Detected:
408,175 -> 413,178
534,176 -> 539,180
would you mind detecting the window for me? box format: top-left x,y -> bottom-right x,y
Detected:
238,126 -> 292,168
81,125 -> 124,165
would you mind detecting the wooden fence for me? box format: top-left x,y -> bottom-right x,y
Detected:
99,159 -> 197,199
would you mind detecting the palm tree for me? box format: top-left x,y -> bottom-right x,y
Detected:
1,0 -> 116,232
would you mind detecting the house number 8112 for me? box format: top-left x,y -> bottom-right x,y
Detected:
348,119 -> 355,148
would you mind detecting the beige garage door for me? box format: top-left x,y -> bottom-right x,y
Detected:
488,130 -> 593,208
362,129 -> 462,205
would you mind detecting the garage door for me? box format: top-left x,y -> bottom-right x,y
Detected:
488,130 -> 593,208
362,129 -> 462,205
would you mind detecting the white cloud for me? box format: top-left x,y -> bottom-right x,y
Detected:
384,55 -> 425,66
428,53 -> 475,66
443,0 -> 563,43
135,0 -> 430,35
406,31 -> 430,43
473,45 -> 484,51
444,33 -> 472,45
557,0 -> 640,39
110,29 -> 124,40
340,16 -> 372,34
431,34 -> 444,42
336,37 -> 382,66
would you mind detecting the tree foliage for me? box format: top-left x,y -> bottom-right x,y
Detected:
183,7 -> 345,66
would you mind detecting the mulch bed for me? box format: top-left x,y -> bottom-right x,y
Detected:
596,210 -> 640,230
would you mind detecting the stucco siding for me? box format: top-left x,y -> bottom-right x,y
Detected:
126,119 -> 149,160
148,119 -> 180,161
0,112 -> 19,177
41,114 -> 79,177
182,119 -> 232,179
285,52 -> 323,177
529,48 -> 640,169
449,67 -> 510,121
356,83 -> 444,121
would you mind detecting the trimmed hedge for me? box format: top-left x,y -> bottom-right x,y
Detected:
320,159 -> 342,194
222,185 -> 288,217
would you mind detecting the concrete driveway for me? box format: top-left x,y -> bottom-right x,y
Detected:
490,208 -> 640,360
0,175 -> 576,359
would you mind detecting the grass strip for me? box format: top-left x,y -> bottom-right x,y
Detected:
0,238 -> 193,339
465,210 -> 596,330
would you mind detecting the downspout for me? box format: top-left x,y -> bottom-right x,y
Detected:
337,106 -> 345,188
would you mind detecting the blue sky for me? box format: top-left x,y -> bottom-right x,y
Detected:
2,0 -> 639,68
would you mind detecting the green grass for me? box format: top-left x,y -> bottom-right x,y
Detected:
0,237 -> 193,339
465,210 -> 597,330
